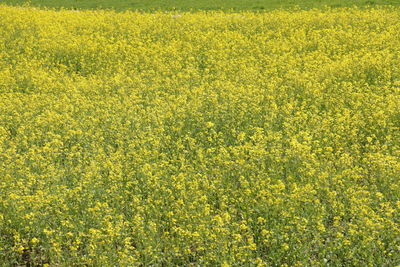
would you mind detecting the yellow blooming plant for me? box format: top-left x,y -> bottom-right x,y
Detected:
0,5 -> 399,266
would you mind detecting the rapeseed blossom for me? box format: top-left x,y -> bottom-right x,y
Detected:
0,5 -> 399,266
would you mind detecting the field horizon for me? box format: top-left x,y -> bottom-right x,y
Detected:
2,0 -> 400,11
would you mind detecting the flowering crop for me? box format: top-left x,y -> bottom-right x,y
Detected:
0,5 -> 399,266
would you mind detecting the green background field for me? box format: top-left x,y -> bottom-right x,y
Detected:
2,0 -> 400,11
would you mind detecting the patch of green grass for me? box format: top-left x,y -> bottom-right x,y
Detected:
2,0 -> 400,11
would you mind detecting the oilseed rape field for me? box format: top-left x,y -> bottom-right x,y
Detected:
1,5 -> 400,266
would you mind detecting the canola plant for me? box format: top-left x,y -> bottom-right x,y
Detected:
0,5 -> 399,266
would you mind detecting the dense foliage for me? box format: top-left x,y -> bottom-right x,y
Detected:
0,5 -> 399,266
